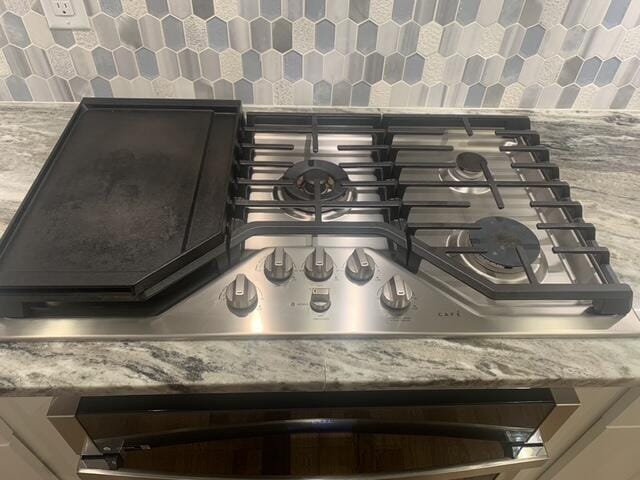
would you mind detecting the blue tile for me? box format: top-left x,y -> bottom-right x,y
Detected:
91,77 -> 113,96
135,47 -> 159,78
163,15 -> 186,50
595,57 -> 621,86
305,0 -> 325,20
234,79 -> 254,102
403,53 -> 424,84
99,0 -> 123,16
261,0 -> 281,19
315,19 -> 335,52
284,50 -> 303,80
6,75 -> 32,101
242,50 -> 262,80
603,0 -> 631,28
313,80 -> 331,104
207,18 -> 229,51
392,0 -> 415,24
576,57 -> 601,86
456,0 -> 481,25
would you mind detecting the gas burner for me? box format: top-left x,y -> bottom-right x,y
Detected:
274,159 -> 356,220
448,216 -> 547,284
439,152 -> 490,194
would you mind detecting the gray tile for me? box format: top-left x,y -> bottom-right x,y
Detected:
435,0 -> 459,25
168,0 -> 192,18
390,81 -> 410,106
407,82 -> 428,105
403,53 -> 424,84
363,51 -> 383,83
519,0 -> 543,27
303,50 -> 323,82
614,58 -> 640,86
499,24 -> 525,57
464,82 -> 485,107
480,55 -> 505,85
560,25 -> 585,57
439,23 -> 462,56
520,25 -> 545,57
456,0 -> 480,25
376,21 -> 399,56
263,50 -> 282,81
500,55 -> 524,85
413,0 -> 436,24
207,17 -> 228,51
305,0 -> 325,21
135,47 -> 159,78
426,82 -> 447,106
610,84 -> 634,108
576,57 -> 602,86
52,30 -> 75,48
332,80 -> 350,105
114,47 -> 138,79
254,79 -> 273,103
356,20 -> 377,54
0,21 -> 7,48
193,0 -> 215,19
323,50 -> 344,82
561,0 -> 587,27
313,79 -> 331,104
3,45 -> 31,77
261,0 -> 281,20
69,77 -> 92,100
140,15 -> 164,51
595,57 -> 621,86
383,52 -> 404,83
91,76 -> 113,96
234,78 -> 254,102
284,0 -> 303,20
273,18 -> 293,52
392,0 -> 415,24
146,0 -> 169,17
335,18 -> 357,53
315,19 -> 335,52
6,75 -> 31,100
194,78 -> 214,98
92,47 -> 117,78
157,47 -> 180,79
99,0 -> 123,16
345,51 -> 364,82
283,50 -> 302,80
462,54 -> 484,85
161,16 -> 185,51
327,0 -> 348,22
603,0 -> 631,29
213,79 -> 233,98
200,49 -> 220,80
93,13 -> 120,49
519,83 -> 541,107
556,84 -> 579,108
498,0 -> 524,26
48,76 -> 73,101
26,46 -> 53,77
250,18 -> 271,52
557,56 -> 583,86
242,49 -> 262,80
117,15 -> 143,49
351,80 -> 370,105
398,21 -> 419,55
349,0 -> 370,23
229,18 -> 251,51
178,49 -> 200,80
240,0 -> 259,19
483,83 -> 504,107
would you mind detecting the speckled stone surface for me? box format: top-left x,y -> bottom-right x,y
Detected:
0,103 -> 639,397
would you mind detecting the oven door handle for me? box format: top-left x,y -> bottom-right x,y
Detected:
92,418 -> 538,453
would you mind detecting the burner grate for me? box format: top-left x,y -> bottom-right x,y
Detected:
234,112 -> 632,316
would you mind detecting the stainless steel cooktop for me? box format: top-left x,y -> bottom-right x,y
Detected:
0,106 -> 637,340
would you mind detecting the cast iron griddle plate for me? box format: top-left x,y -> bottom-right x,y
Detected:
0,98 -> 240,302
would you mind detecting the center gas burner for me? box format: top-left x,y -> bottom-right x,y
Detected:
274,159 -> 356,220
439,152 -> 491,194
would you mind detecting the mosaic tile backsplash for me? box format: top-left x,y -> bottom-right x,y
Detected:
1,0 -> 640,108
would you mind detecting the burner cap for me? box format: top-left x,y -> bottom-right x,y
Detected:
468,216 -> 541,268
282,160 -> 349,202
456,152 -> 486,173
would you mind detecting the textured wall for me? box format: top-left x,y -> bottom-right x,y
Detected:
1,0 -> 640,108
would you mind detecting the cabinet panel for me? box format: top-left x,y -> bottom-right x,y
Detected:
0,417 -> 57,480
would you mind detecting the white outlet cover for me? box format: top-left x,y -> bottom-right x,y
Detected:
42,0 -> 91,30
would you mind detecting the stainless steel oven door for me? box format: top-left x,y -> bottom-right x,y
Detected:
48,389 -> 579,480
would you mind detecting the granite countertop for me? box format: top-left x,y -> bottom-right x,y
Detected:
0,103 -> 639,397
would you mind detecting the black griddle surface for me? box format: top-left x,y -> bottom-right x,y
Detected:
0,99 -> 240,303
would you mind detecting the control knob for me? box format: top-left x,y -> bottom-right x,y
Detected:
226,274 -> 258,312
304,247 -> 333,281
346,248 -> 375,282
380,275 -> 413,311
264,247 -> 293,282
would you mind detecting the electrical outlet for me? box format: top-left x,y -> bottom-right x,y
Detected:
42,0 -> 90,30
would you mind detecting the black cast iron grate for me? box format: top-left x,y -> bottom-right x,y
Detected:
232,112 -> 632,316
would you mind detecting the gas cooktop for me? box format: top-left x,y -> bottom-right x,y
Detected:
0,99 -> 637,340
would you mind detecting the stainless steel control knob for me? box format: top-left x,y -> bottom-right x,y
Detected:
304,247 -> 333,281
226,274 -> 258,312
346,248 -> 375,282
380,275 -> 413,310
264,247 -> 293,282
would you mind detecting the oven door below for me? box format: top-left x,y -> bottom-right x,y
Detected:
48,389 -> 579,480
